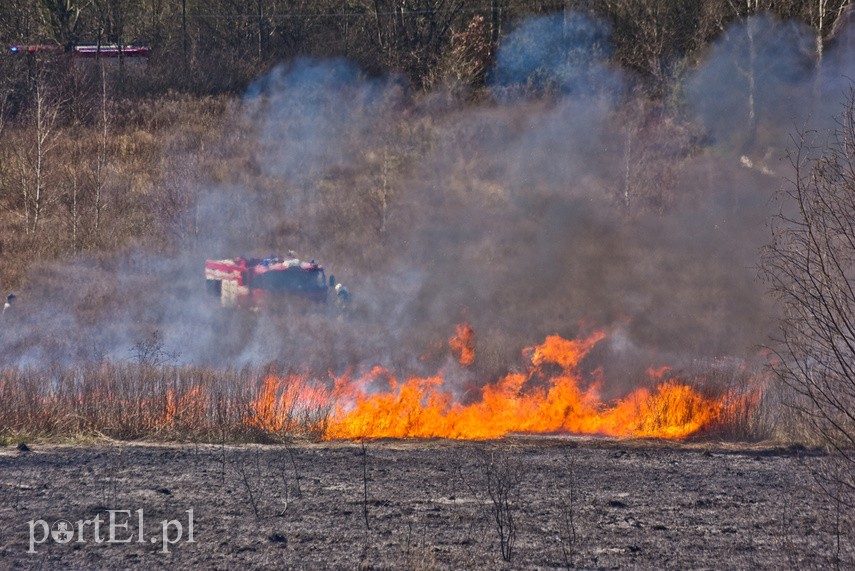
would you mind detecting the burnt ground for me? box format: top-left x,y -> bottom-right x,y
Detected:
0,437 -> 842,569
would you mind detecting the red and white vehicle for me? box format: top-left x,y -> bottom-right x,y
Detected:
72,44 -> 150,58
6,43 -> 150,58
205,255 -> 347,308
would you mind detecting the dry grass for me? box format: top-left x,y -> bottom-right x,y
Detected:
0,360 -> 800,445
665,359 -> 801,444
0,364 -> 331,443
0,92 -> 230,291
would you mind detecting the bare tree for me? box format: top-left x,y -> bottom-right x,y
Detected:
360,146 -> 400,235
94,0 -> 131,44
360,438 -> 370,531
735,1 -> 764,143
601,0 -> 703,95
0,79 -> 10,213
94,52 -> 110,239
616,97 -> 696,215
761,87 -> 855,564
17,72 -> 61,236
365,0 -> 466,86
484,450 -> 521,563
39,0 -> 88,50
804,0 -> 852,97
234,447 -> 264,519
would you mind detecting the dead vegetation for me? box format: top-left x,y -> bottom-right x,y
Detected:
484,451 -> 522,562
0,438 -> 843,569
760,88 -> 855,568
0,364 -> 328,442
0,357 -> 782,445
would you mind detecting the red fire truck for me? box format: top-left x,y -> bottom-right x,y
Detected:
205,255 -> 347,308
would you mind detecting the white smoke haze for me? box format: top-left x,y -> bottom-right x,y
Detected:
2,11 -> 854,392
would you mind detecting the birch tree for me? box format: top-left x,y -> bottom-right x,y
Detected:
18,74 -> 61,235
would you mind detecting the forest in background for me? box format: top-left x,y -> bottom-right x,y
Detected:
0,0 -> 852,293
1,0 -> 852,95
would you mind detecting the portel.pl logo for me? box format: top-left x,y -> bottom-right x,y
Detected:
28,509 -> 194,553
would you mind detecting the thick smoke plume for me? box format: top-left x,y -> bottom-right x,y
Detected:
2,12 -> 854,394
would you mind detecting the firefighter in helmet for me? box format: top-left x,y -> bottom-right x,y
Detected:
2,293 -> 14,318
335,283 -> 350,307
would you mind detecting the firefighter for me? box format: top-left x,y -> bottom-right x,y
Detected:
335,283 -> 350,307
2,293 -> 14,317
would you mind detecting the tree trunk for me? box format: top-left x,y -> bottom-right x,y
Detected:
30,79 -> 57,235
95,56 -> 109,239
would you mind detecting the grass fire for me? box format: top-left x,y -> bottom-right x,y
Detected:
323,331 -> 750,440
0,328 -> 760,443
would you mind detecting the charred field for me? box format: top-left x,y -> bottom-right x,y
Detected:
0,437 -> 834,570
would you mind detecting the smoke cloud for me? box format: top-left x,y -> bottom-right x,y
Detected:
2,11 -> 854,394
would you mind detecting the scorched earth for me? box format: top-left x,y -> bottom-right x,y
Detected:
0,437 -> 833,569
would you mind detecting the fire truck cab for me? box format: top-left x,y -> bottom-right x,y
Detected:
205,255 -> 337,308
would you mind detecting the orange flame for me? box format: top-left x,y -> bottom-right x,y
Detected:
249,374 -> 333,434
449,322 -> 476,366
160,385 -> 206,431
9,332 -> 759,441
319,331 -> 747,440
528,331 -> 606,369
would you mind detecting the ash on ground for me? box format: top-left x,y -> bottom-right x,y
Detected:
0,438 -> 839,569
